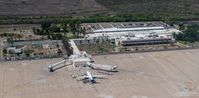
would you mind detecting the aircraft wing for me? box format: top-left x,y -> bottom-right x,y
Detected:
76,76 -> 88,81
93,75 -> 106,79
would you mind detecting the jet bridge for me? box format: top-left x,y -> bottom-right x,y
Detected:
87,62 -> 117,72
48,59 -> 71,72
48,51 -> 117,72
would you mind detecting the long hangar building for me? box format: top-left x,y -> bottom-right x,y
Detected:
81,22 -> 181,46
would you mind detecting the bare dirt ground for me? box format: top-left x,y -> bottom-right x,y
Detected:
0,24 -> 42,40
1,49 -> 199,98
0,24 -> 39,32
0,0 -> 109,16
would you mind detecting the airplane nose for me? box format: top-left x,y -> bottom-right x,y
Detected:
91,80 -> 96,83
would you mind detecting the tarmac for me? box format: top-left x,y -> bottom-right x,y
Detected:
1,49 -> 199,98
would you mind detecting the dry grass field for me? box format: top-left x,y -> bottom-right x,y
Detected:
1,0 -> 198,18
1,49 -> 199,98
96,0 -> 199,18
0,0 -> 108,16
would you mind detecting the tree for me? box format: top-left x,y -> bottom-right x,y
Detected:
0,33 -> 8,37
175,24 -> 199,42
32,27 -> 37,34
24,49 -> 34,58
50,25 -> 61,32
179,23 -> 186,30
41,21 -> 51,31
61,19 -> 70,36
69,19 -> 81,37
7,38 -> 13,46
16,34 -> 22,40
52,34 -> 63,40
3,49 -> 7,56
8,50 -> 15,57
41,20 -> 52,39
80,27 -> 86,37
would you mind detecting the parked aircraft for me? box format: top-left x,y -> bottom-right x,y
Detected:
76,71 -> 105,84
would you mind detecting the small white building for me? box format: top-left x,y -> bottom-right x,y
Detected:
7,47 -> 22,54
71,57 -> 91,67
69,51 -> 92,67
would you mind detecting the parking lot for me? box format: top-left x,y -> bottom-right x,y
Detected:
1,49 -> 199,98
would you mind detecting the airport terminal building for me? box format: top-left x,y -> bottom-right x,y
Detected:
80,22 -> 180,46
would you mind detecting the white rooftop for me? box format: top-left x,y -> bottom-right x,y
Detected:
82,22 -> 180,38
87,28 -> 179,38
119,34 -> 172,41
93,26 -> 165,33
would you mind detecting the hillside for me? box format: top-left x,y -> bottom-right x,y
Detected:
0,0 -> 109,16
96,0 -> 199,19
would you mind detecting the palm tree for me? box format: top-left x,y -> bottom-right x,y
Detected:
69,21 -> 76,36
61,20 -> 70,36
69,19 -> 81,37
76,23 -> 81,37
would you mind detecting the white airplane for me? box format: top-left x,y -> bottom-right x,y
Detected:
76,71 -> 105,84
